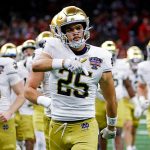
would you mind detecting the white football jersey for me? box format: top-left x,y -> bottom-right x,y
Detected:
42,37 -> 112,121
11,58 -> 34,115
128,68 -> 139,93
97,59 -> 129,101
0,57 -> 21,113
112,59 -> 129,100
137,60 -> 150,99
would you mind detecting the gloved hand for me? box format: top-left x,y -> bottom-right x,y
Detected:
139,96 -> 150,110
131,96 -> 143,118
63,58 -> 89,76
100,127 -> 116,139
131,96 -> 139,106
134,105 -> 143,119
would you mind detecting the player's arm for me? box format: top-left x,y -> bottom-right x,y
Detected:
10,81 -> 25,114
137,81 -> 148,98
136,64 -> 150,109
32,52 -> 88,75
99,71 -> 117,130
137,81 -> 150,110
24,71 -> 51,107
0,81 -> 25,122
32,52 -> 54,72
123,78 -> 135,98
123,77 -> 143,118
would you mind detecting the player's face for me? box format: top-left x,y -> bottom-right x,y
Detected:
23,48 -> 34,57
65,23 -> 84,43
130,58 -> 142,71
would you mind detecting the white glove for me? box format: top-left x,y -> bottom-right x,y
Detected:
134,105 -> 143,119
139,96 -> 150,110
63,59 -> 89,76
37,96 -> 51,108
100,127 -> 116,139
131,96 -> 139,106
131,96 -> 143,118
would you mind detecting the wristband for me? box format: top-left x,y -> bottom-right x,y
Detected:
106,115 -> 117,126
37,96 -> 51,108
52,59 -> 63,69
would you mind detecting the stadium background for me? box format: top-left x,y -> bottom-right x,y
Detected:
1,0 -> 150,149
1,0 -> 150,58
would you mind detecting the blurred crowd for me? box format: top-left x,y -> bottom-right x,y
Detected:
1,0 -> 150,58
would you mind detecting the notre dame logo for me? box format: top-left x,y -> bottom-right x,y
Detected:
3,124 -> 9,130
13,62 -> 18,69
0,65 -> 4,74
81,122 -> 89,130
71,18 -> 75,21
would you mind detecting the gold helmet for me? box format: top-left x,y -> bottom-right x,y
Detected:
36,31 -> 53,43
56,6 -> 90,48
36,31 -> 53,48
101,41 -> 118,64
127,46 -> 143,60
16,45 -> 23,54
146,41 -> 150,60
101,41 -> 117,54
16,45 -> 24,60
22,39 -> 36,52
50,14 -> 59,36
127,46 -> 143,70
1,43 -> 17,58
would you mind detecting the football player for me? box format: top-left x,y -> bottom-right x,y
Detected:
1,42 -> 36,150
137,41 -> 150,137
123,46 -> 144,150
29,6 -> 117,150
0,43 -> 25,150
22,40 -> 36,58
25,15 -> 60,150
31,31 -> 53,150
96,41 -> 138,150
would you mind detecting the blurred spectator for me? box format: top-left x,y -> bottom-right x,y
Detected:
1,0 -> 150,58
138,17 -> 150,48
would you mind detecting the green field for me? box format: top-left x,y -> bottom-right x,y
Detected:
107,117 -> 150,150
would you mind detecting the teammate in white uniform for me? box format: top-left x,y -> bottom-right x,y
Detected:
123,46 -> 144,150
17,56 -> 35,150
137,41 -> 150,137
26,31 -> 53,150
36,31 -> 54,150
1,42 -> 35,150
30,6 -> 117,150
26,13 -> 61,149
96,41 -> 137,150
25,15 -> 59,150
0,45 -> 25,150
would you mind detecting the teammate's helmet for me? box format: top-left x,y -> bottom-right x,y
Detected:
16,45 -> 23,60
16,45 -> 23,54
22,40 -> 36,52
127,46 -> 143,71
146,41 -> 150,60
101,41 -> 117,54
1,43 -> 17,58
36,31 -> 53,48
50,14 -> 59,36
56,6 -> 90,48
101,40 -> 118,64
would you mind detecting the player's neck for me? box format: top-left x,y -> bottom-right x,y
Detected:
71,45 -> 88,55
